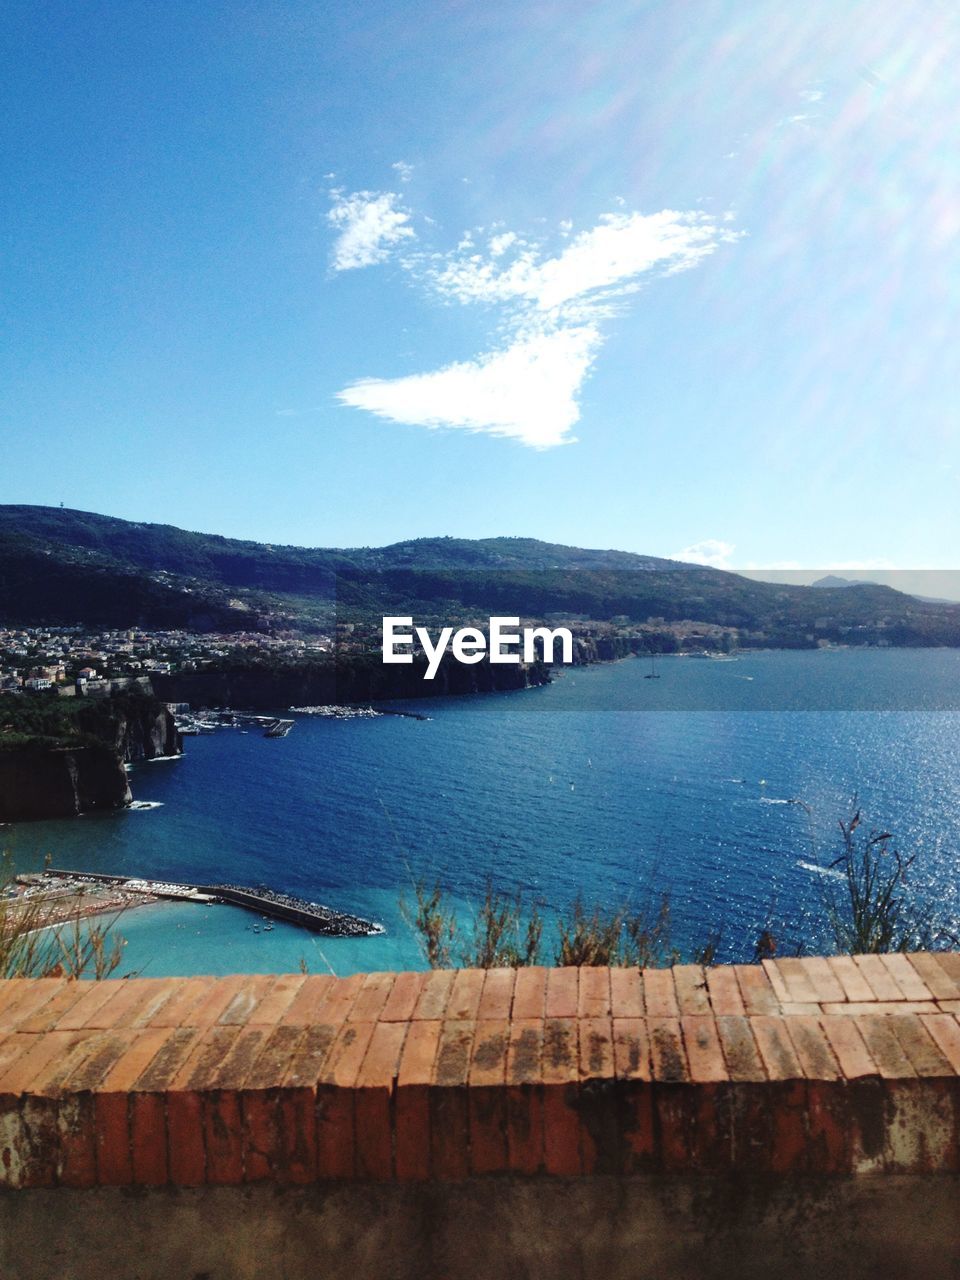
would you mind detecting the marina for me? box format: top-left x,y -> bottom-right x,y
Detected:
38,869 -> 384,937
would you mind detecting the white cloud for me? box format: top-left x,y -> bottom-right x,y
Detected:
329,184 -> 741,447
392,161 -> 414,183
672,540 -> 737,569
327,189 -> 414,271
337,326 -> 600,449
428,210 -> 732,315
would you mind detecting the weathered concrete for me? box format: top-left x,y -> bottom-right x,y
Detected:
1,1175 -> 958,1280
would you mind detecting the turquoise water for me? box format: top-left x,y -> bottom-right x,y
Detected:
4,649 -> 959,976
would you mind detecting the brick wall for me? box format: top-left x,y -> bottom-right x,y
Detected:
1,954 -> 959,1190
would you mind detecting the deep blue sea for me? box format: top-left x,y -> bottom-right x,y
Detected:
4,649 -> 959,977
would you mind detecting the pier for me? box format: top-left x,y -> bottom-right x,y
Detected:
41,869 -> 384,937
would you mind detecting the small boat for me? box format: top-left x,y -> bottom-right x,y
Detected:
644,652 -> 661,679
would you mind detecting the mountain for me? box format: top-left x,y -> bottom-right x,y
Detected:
2,505 -> 960,647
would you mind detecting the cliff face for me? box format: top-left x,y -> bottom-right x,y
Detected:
0,744 -> 132,822
155,656 -> 550,710
98,699 -> 182,762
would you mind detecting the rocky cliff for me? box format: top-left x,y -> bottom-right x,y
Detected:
0,744 -> 132,822
154,655 -> 550,710
94,696 -> 182,762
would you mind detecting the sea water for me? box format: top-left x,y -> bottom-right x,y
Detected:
3,648 -> 959,977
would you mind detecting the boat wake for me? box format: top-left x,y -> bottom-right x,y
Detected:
128,800 -> 164,811
798,860 -> 845,881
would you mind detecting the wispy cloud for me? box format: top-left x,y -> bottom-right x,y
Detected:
672,539 -> 899,574
331,184 -> 741,447
391,161 -> 414,183
327,189 -> 414,272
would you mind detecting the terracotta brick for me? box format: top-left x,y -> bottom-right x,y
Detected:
716,1016 -> 765,1081
216,975 -> 276,1025
612,1019 -> 654,1172
642,967 -> 679,1017
355,1021 -> 406,1180
467,1020 -> 509,1176
166,1089 -> 205,1185
578,967 -> 610,1019
279,974 -> 338,1025
506,1018 -> 543,1174
578,1018 -> 616,1174
177,976 -> 249,1030
93,1092 -> 132,1186
431,1020 -> 473,1180
413,969 -> 455,1020
908,953 -> 960,1002
316,1020 -> 376,1179
174,1026 -> 244,1092
680,1016 -> 727,1083
919,1013 -> 960,1074
130,1092 -> 167,1185
477,968 -> 515,1020
0,1033 -> 31,1080
751,1016 -> 804,1080
705,965 -> 745,1015
135,1028 -> 203,1092
277,1086 -> 317,1183
855,1014 -> 917,1079
770,958 -> 819,1005
799,957 -> 846,1004
380,970 -> 425,1022
244,1025 -> 304,1090
56,1092 -> 97,1188
545,967 -> 579,1019
97,1027 -> 173,1092
144,976 -> 215,1028
240,1089 -> 279,1182
54,980 -> 125,1030
733,965 -> 779,1015
541,1019 -> 580,1176
879,954 -> 933,1003
123,979 -> 183,1029
648,1017 -> 688,1083
16,981 -> 88,1033
512,967 -> 547,1020
784,1016 -> 841,1080
209,1027 -> 270,1090
0,980 -> 65,1031
820,1000 -> 937,1016
347,971 -> 396,1023
826,956 -> 876,1003
446,969 -> 485,1022
0,981 -> 30,1019
609,967 -> 644,1018
90,980 -> 170,1031
940,1001 -> 960,1015
806,1079 -> 853,1172
933,952 -> 960,983
673,965 -> 710,1015
15,1096 -> 59,1188
0,1029 -> 90,1095
29,1030 -> 104,1095
766,1079 -> 810,1173
203,1089 -> 244,1184
852,953 -> 904,1002
887,1014 -> 953,1078
820,1017 -> 878,1079
396,1019 -> 442,1181
284,1024 -> 342,1089
761,960 -> 790,1005
248,973 -> 307,1024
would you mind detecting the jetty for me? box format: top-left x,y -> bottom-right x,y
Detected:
41,869 -> 384,937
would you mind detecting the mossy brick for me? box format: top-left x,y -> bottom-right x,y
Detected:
412,969 -> 455,1020
784,1016 -> 842,1080
506,1019 -> 543,1174
820,1017 -> 878,1079
716,1015 -> 766,1082
248,974 -> 307,1025
467,1020 -> 509,1176
680,1015 -> 727,1083
356,1021 -> 407,1179
919,1013 -> 960,1074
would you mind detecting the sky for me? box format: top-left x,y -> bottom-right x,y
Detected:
2,0 -> 958,575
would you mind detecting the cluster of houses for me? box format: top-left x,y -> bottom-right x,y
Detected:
0,623 -> 332,697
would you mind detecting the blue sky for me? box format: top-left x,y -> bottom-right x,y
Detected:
2,0 -> 958,573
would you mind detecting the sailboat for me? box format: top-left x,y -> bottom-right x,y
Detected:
644,651 -> 661,679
